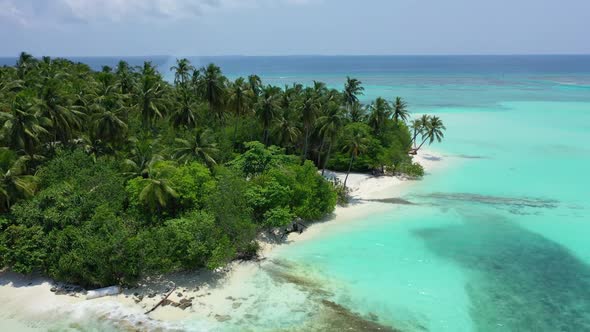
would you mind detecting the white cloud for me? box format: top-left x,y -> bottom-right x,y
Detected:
0,0 -> 319,25
0,0 -> 31,26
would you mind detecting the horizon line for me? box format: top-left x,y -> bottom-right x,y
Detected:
1,53 -> 590,58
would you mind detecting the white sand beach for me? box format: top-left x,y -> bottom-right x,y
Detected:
0,149 -> 447,330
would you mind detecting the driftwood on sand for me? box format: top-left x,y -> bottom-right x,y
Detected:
144,286 -> 176,315
281,221 -> 308,240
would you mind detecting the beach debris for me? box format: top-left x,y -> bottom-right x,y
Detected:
145,286 -> 176,314
215,314 -> 232,322
179,299 -> 192,310
86,286 -> 121,300
176,292 -> 183,298
232,302 -> 242,309
161,299 -> 174,307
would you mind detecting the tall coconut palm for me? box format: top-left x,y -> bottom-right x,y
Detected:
273,113 -> 300,151
136,67 -> 167,130
248,74 -> 262,100
169,87 -> 198,130
171,58 -> 194,87
228,77 -> 251,145
115,61 -> 135,95
410,117 -> 425,149
123,138 -> 163,179
367,97 -> 392,135
91,108 -> 128,145
392,97 -> 410,123
16,52 -> 36,80
349,101 -> 366,123
417,116 -> 446,150
300,88 -> 320,160
341,125 -> 370,188
0,156 -> 38,212
317,103 -> 345,175
39,80 -> 84,144
343,77 -> 364,111
256,86 -> 280,146
1,92 -> 50,158
173,129 -> 219,167
197,64 -> 226,125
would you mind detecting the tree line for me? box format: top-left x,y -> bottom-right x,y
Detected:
0,52 -> 444,287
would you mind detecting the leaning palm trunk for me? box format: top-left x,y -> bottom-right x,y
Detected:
321,141 -> 332,176
344,152 -> 355,188
417,135 -> 431,151
232,116 -> 240,147
317,137 -> 325,166
412,129 -> 419,149
302,127 -> 310,162
263,127 -> 270,146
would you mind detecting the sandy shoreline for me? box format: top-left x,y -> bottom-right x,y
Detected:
0,149 -> 447,330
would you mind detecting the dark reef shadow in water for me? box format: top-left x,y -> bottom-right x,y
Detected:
413,214 -> 590,331
363,197 -> 416,205
413,192 -> 559,215
446,154 -> 490,160
263,259 -> 403,332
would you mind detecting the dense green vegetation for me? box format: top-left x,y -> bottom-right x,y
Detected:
0,53 -> 444,287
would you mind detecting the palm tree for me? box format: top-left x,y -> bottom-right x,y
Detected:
123,138 -> 162,179
197,64 -> 226,125
273,113 -> 300,151
136,65 -> 167,130
39,80 -> 84,144
341,125 -> 370,188
300,88 -> 320,160
248,74 -> 262,99
392,97 -> 410,123
171,58 -> 194,87
1,92 -> 50,158
417,116 -> 446,151
349,101 -> 366,122
139,177 -> 178,213
410,114 -> 429,148
169,87 -> 198,130
367,97 -> 392,135
91,108 -> 128,145
16,52 -> 36,80
317,103 -> 345,175
343,77 -> 364,111
228,78 -> 251,145
115,61 -> 135,95
256,86 -> 280,146
79,135 -> 113,161
0,71 -> 23,97
173,129 -> 219,167
0,156 -> 38,212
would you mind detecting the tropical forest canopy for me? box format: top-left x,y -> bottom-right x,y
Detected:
0,53 -> 444,287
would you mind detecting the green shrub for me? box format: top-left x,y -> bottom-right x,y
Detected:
397,161 -> 425,178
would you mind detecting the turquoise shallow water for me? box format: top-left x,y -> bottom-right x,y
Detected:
266,98 -> 590,331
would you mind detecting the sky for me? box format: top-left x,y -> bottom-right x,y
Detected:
0,0 -> 589,56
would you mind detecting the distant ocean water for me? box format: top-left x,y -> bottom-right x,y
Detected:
1,55 -> 590,331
